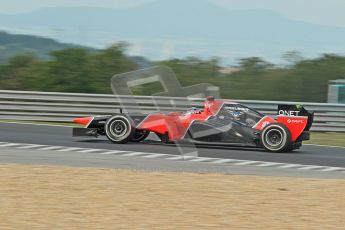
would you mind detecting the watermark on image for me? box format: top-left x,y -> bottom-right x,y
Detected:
111,66 -> 222,158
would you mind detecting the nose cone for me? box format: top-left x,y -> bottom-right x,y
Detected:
73,117 -> 93,126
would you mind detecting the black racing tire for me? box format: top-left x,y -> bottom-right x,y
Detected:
105,115 -> 135,144
261,123 -> 292,153
131,130 -> 150,142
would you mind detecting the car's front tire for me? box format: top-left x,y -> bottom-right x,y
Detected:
105,115 -> 135,144
261,123 -> 292,152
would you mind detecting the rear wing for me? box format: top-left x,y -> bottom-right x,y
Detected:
277,104 -> 314,131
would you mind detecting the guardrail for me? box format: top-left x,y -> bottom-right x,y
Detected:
0,90 -> 344,132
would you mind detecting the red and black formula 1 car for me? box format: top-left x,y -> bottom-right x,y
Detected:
73,97 -> 313,152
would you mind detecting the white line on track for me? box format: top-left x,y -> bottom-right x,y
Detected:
143,153 -> 167,158
17,144 -> 46,149
233,161 -> 260,166
39,146 -> 64,151
77,149 -> 104,153
57,147 -> 86,152
99,151 -> 130,155
298,165 -> 327,170
319,167 -> 344,172
0,140 -> 344,174
166,155 -> 195,160
189,157 -> 214,162
278,164 -> 301,169
0,143 -> 23,147
121,152 -> 150,157
211,159 -> 236,164
256,162 -> 285,167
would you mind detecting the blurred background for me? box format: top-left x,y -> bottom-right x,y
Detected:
0,0 -> 345,103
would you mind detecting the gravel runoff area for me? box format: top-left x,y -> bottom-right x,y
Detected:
0,164 -> 344,229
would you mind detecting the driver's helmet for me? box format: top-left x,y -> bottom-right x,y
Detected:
206,96 -> 215,101
204,96 -> 215,114
183,107 -> 199,116
191,107 -> 198,113
191,107 -> 202,114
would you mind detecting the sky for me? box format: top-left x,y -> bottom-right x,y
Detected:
211,0 -> 345,27
0,0 -> 345,28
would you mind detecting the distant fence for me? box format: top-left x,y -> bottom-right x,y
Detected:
0,90 -> 344,132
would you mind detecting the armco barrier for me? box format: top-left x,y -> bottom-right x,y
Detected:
0,90 -> 344,132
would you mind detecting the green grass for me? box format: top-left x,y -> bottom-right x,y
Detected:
306,132 -> 345,147
0,120 -> 82,127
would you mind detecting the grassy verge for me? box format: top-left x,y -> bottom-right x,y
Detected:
307,132 -> 345,147
0,120 -> 82,127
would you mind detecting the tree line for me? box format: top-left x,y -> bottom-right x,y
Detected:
1,43 -> 344,102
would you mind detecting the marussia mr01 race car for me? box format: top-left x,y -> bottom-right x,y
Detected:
73,97 -> 314,153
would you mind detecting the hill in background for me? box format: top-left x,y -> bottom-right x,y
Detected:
0,31 -> 154,67
1,0 -> 345,63
0,31 -> 85,63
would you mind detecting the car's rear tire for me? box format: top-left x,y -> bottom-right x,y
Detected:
261,123 -> 292,152
105,115 -> 135,144
131,130 -> 150,142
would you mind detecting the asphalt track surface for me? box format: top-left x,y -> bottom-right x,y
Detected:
0,122 -> 344,169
